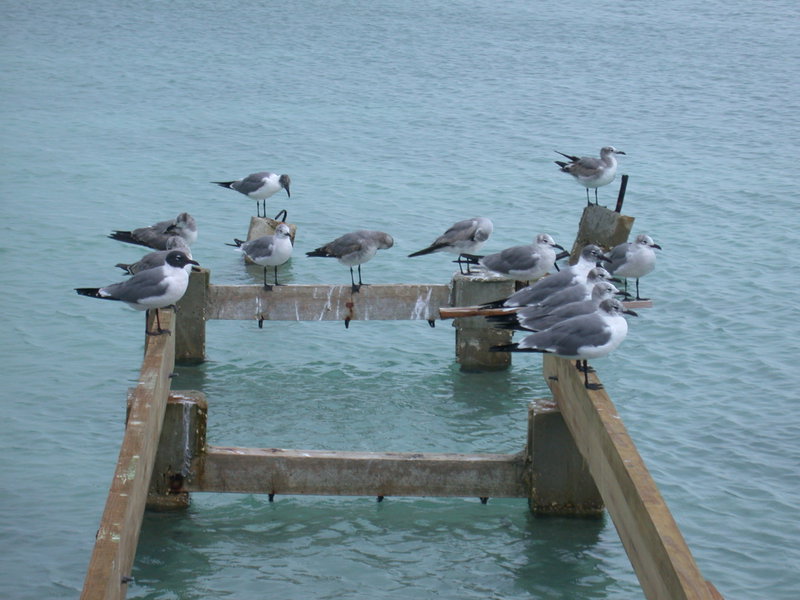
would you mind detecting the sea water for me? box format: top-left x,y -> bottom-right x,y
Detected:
1,1 -> 799,598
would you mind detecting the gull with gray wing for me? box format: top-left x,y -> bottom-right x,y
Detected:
555,146 -> 625,205
307,230 -> 394,292
602,234 -> 661,300
108,212 -> 198,250
491,298 -> 637,388
228,223 -> 293,290
213,171 -> 291,218
75,250 -> 199,335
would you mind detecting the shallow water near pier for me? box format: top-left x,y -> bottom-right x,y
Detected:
2,1 -> 799,598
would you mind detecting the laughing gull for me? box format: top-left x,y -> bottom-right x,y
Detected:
602,234 -> 662,300
490,280 -> 623,332
75,250 -> 199,335
408,217 -> 493,273
228,223 -> 293,290
306,230 -> 394,292
483,245 -> 611,308
491,298 -> 637,388
108,212 -> 198,250
212,171 -> 291,218
474,234 -> 565,281
115,237 -> 192,275
555,146 -> 625,205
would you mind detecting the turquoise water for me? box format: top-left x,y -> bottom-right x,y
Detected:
2,1 -> 799,598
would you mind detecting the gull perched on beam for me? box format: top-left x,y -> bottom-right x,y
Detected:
108,212 -> 198,250
76,250 -> 199,335
554,146 -> 625,205
602,234 -> 662,301
472,233 -> 565,281
307,230 -> 394,293
491,298 -> 637,389
408,217 -> 493,274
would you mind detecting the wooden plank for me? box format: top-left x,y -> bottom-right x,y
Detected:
188,447 -> 529,498
206,283 -> 451,322
81,311 -> 176,600
542,354 -> 715,600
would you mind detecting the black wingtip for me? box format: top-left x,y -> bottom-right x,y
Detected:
75,287 -> 101,298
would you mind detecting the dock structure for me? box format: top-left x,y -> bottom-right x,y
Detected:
81,201 -> 723,600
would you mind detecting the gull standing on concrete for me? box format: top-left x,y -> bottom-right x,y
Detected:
115,237 -> 193,275
212,171 -> 291,218
490,280 -> 623,332
75,250 -> 199,336
491,298 -> 637,389
306,230 -> 394,293
555,146 -> 625,205
602,234 -> 662,300
108,212 -> 198,250
228,223 -> 293,290
408,217 -> 493,273
483,245 -> 611,308
476,234 -> 565,281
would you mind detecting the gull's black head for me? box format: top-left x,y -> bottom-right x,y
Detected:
165,250 -> 200,269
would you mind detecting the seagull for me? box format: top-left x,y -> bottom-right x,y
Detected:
212,171 -> 291,218
227,223 -> 293,290
408,217 -> 493,273
490,280 -> 624,332
115,237 -> 192,275
602,234 -> 662,300
491,298 -> 637,389
75,250 -> 199,336
475,233 -> 565,281
108,212 -> 198,250
555,146 -> 625,205
483,245 -> 612,308
306,230 -> 394,292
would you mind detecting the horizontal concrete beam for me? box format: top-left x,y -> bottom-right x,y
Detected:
188,447 -> 529,499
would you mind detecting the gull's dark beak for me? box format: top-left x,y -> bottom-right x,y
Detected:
623,308 -> 638,317
652,243 -> 662,250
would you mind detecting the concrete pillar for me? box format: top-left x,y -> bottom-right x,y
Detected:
174,268 -> 209,364
450,272 -> 515,371
526,399 -> 603,516
145,390 -> 207,511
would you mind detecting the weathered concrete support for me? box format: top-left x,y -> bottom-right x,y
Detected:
450,272 -> 515,371
145,391 -> 207,511
569,203 -> 634,261
526,399 -> 603,516
175,269 -> 209,364
188,447 -> 528,498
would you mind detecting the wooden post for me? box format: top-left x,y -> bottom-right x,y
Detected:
526,399 -> 603,516
543,355 -> 717,600
81,311 -> 175,600
569,204 -> 634,261
146,391 -> 207,510
450,273 -> 515,371
175,268 -> 208,364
